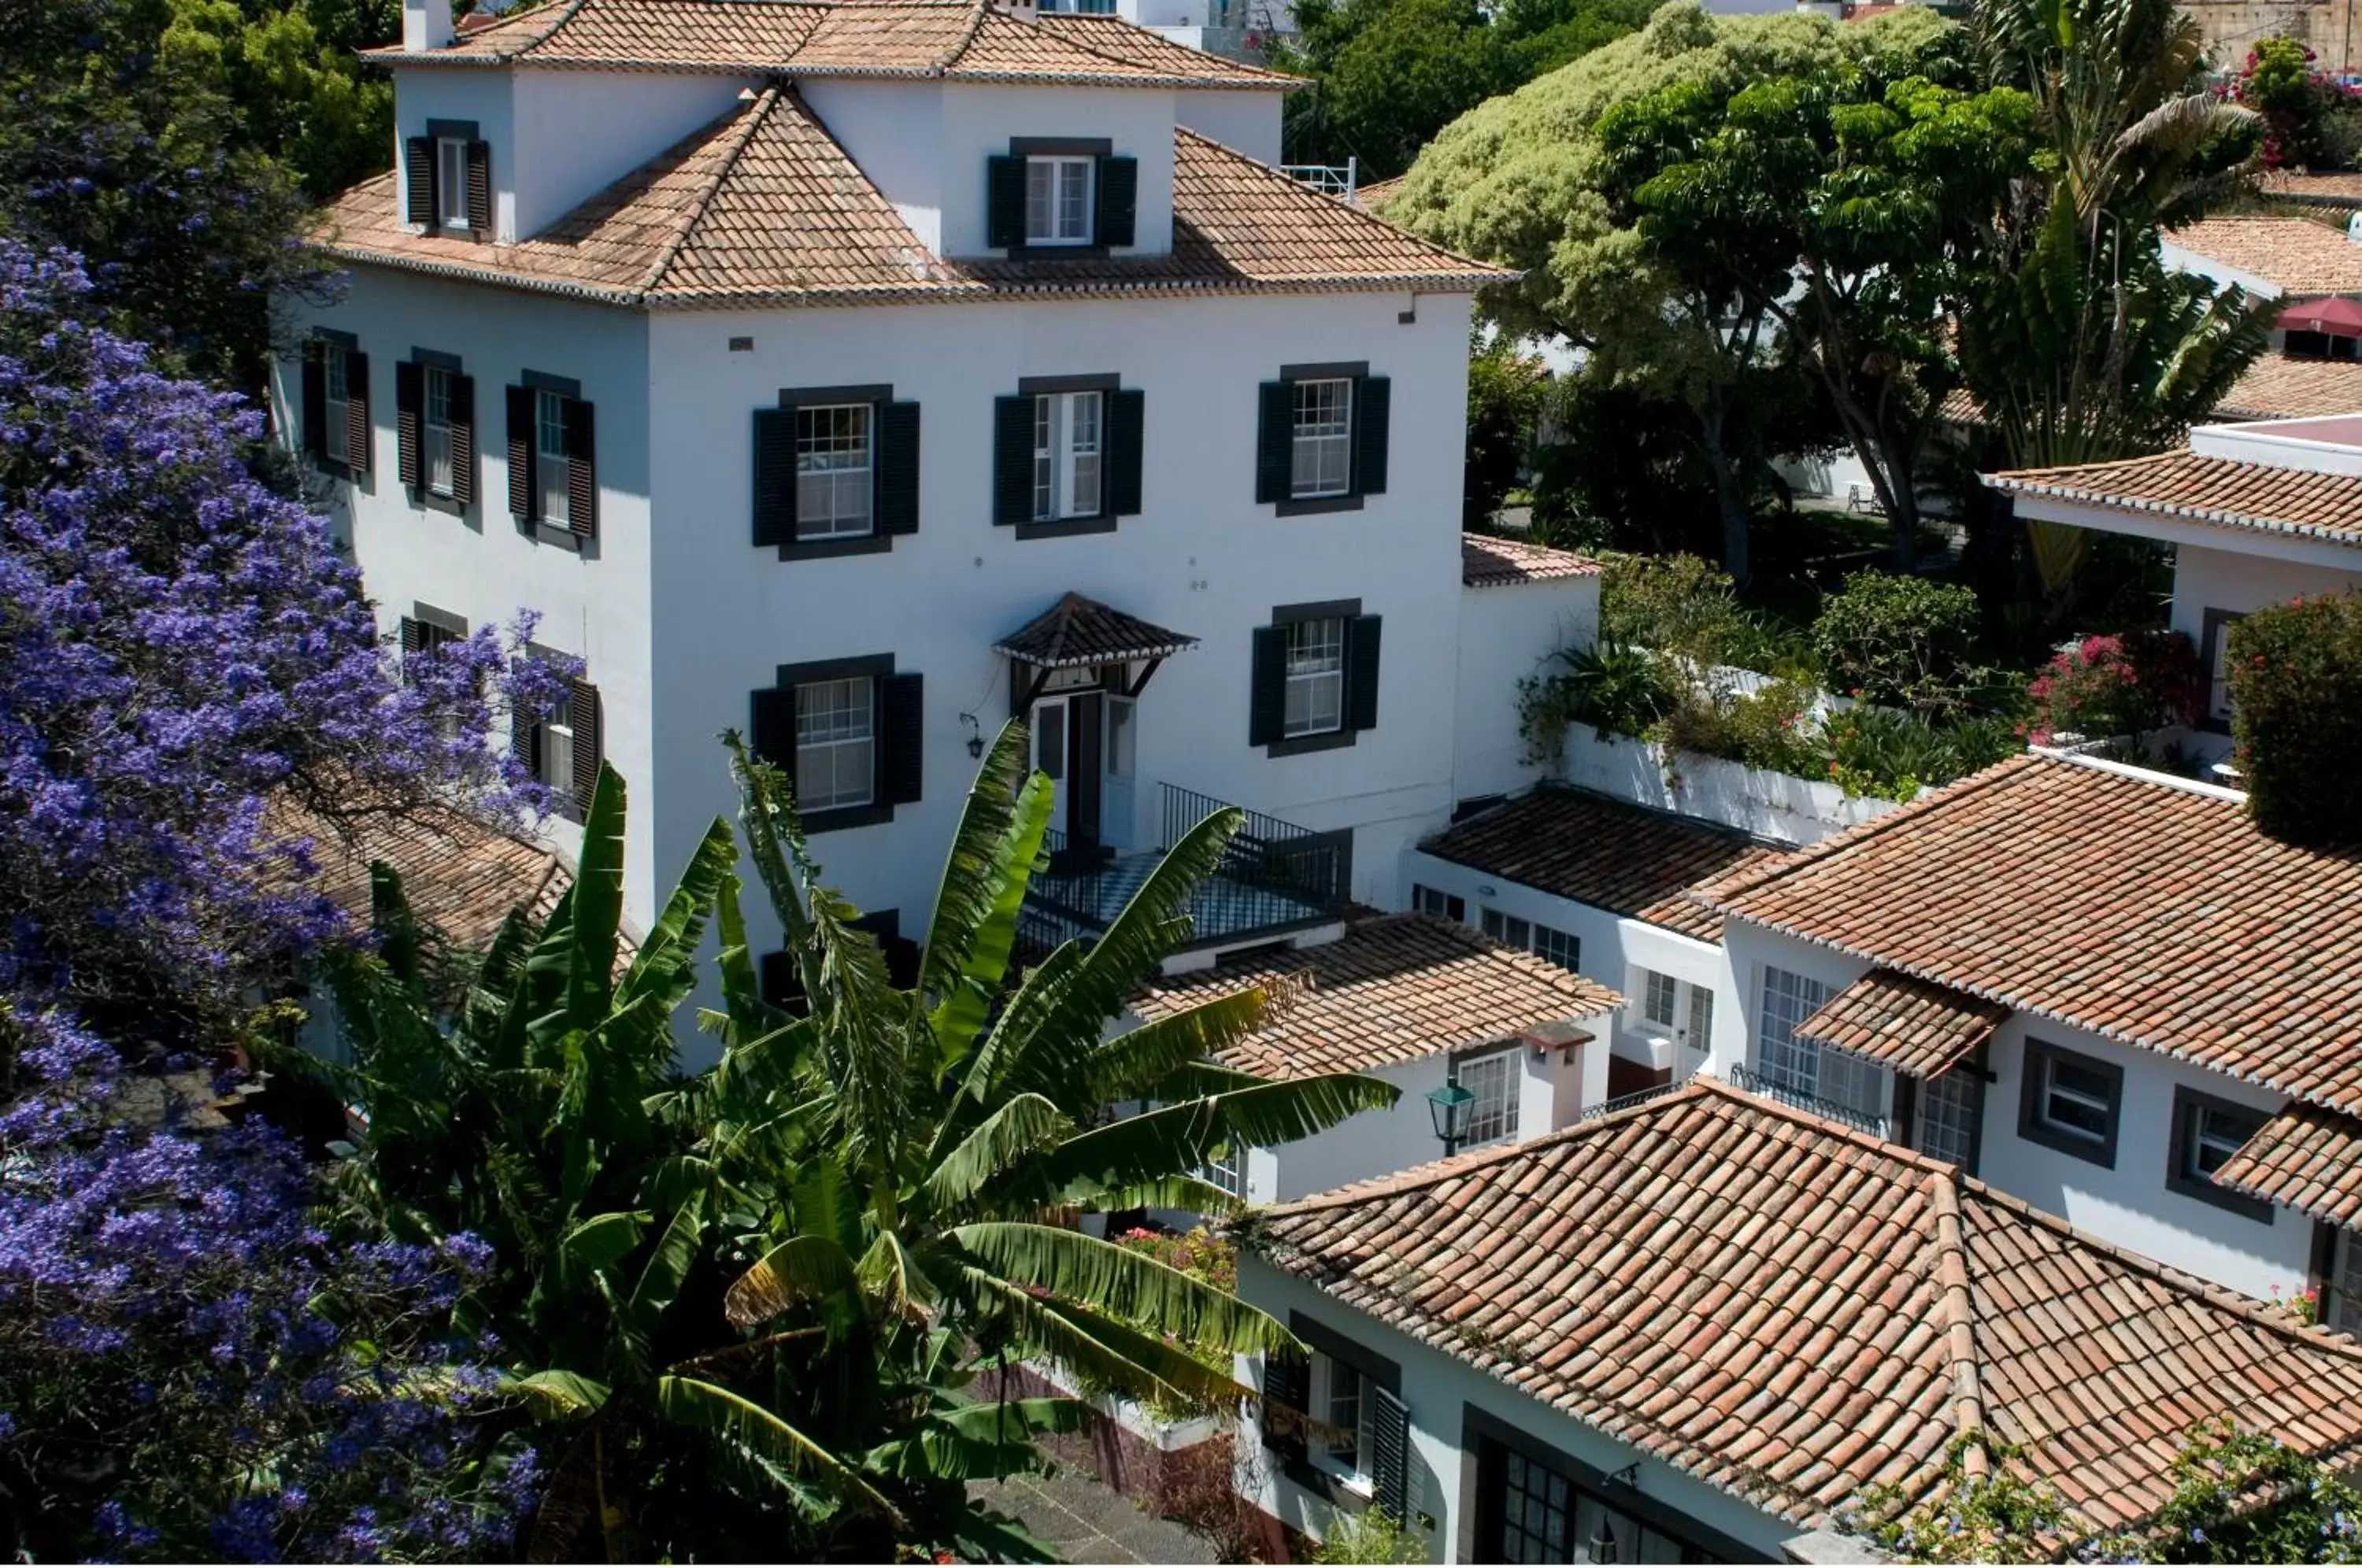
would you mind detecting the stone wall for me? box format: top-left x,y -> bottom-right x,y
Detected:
2186,0 -> 2357,77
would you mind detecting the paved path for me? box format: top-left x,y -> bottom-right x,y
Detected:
968,1474 -> 1222,1564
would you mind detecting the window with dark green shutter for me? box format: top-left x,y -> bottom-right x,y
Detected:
994,138 -> 1116,254
998,375 -> 1141,538
405,136 -> 435,227
1369,1385 -> 1410,1522
752,654 -> 915,832
1263,362 -> 1388,516
302,336 -> 368,475
401,352 -> 471,512
508,375 -> 597,542
514,646 -> 601,823
754,385 -> 911,560
1256,599 -> 1379,756
1094,156 -> 1138,247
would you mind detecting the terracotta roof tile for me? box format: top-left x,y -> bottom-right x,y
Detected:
1797,969 -> 2010,1081
1350,173 -> 1403,211
2215,1103 -> 2362,1230
1985,446 -> 2362,547
1251,1081 -> 2362,1533
2263,169 -> 2362,209
267,798 -> 573,953
1421,786 -> 1787,945
1460,532 -> 1601,588
994,592 -> 1198,668
1132,912 -> 1621,1078
2167,216 -> 2362,295
2214,353 -> 2362,420
1697,753 -> 2362,1118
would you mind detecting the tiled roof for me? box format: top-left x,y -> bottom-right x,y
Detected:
1985,447 -> 2362,547
1349,173 -> 1403,212
1698,753 -> 2362,1118
317,101 -> 1507,309
268,798 -> 575,953
1251,1080 -> 2362,1534
367,0 -> 1300,87
995,592 -> 1198,668
1797,968 -> 2010,1081
1131,912 -> 1621,1078
1459,532 -> 1601,588
2216,1103 -> 2362,1230
1942,351 -> 2362,427
2263,170 -> 2362,209
1420,786 -> 1786,945
2165,216 -> 2362,295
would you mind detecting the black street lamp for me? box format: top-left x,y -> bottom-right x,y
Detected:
1427,1078 -> 1474,1156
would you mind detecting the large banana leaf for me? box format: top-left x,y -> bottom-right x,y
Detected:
917,1093 -> 1067,1217
1077,987 -> 1283,1111
654,1375 -> 903,1526
949,1222 -> 1293,1352
564,764 -> 629,1034
625,1190 -> 706,1347
616,815 -> 738,1014
724,1234 -> 861,1328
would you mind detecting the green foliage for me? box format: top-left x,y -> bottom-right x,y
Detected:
2235,37 -> 2344,169
2025,629 -> 2200,745
1543,640 -> 1682,745
2229,594 -> 2362,848
1310,1503 -> 1428,1563
1465,333 -> 1549,528
1853,1432 -> 2071,1563
1823,705 -> 2020,801
1811,572 -> 1981,711
1653,678 -> 1825,778
2133,1417 -> 2362,1562
1600,552 -> 1812,675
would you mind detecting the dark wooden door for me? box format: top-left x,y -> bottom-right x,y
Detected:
1067,690 -> 1103,854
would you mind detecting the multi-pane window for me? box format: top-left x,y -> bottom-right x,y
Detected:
424,366 -> 457,497
1757,967 -> 1831,1096
437,138 -> 470,228
1457,1048 -> 1520,1148
796,404 -> 872,539
1283,616 -> 1345,738
2166,1087 -> 2268,1216
1412,885 -> 1466,923
1481,909 -> 1531,949
1920,1067 -> 1979,1167
1481,909 -> 1580,974
542,705 -> 576,802
794,676 -> 875,811
536,390 -> 572,527
2337,1230 -> 2362,1337
1024,157 -> 1093,246
1310,1354 -> 1371,1485
1496,1448 -> 1572,1564
1290,378 -> 1353,499
1032,390 -> 1103,521
2204,610 -> 2245,726
1643,971 -> 1681,1030
1201,1141 -> 1246,1200
1531,924 -> 1580,973
324,346 -> 353,465
2034,1052 -> 2114,1145
1686,983 -> 1714,1050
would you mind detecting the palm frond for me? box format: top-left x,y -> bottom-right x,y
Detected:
563,763 -> 629,1033
925,766 -> 1054,1081
616,815 -> 738,1012
916,716 -> 1035,997
724,1234 -> 861,1328
1079,984 -> 1291,1108
504,1369 -> 613,1419
950,1222 -> 1293,1352
655,1375 -> 905,1527
918,1093 -> 1068,1219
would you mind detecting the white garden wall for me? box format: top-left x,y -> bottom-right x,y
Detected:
1558,722 -> 1898,846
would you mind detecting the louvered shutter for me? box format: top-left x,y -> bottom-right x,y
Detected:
448,374 -> 476,505
1354,374 -> 1390,497
1371,1385 -> 1410,1522
300,342 -> 327,460
752,407 -> 797,546
1108,388 -> 1145,516
1261,1351 -> 1309,1455
1249,624 -> 1286,746
880,671 -> 924,806
876,400 -> 920,536
395,360 -> 424,488
750,685 -> 796,792
987,155 -> 1027,249
465,139 -> 492,232
1346,614 -> 1382,733
505,384 -> 535,520
1095,156 -> 1138,248
399,617 -> 425,670
405,137 -> 435,227
993,395 -> 1035,525
1255,380 -> 1291,505
565,398 -> 597,538
568,678 -> 601,819
343,349 -> 371,473
511,697 -> 540,777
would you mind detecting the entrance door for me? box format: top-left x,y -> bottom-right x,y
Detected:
1103,694 -> 1136,851
1065,690 -> 1103,853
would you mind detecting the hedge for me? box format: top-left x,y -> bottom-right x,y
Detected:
2229,594 -> 2362,846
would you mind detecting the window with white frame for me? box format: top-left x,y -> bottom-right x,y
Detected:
1757,966 -> 1885,1120
323,344 -> 353,465
1024,157 -> 1093,246
1200,1141 -> 1246,1200
2017,1037 -> 2120,1167
1031,390 -> 1103,521
1685,982 -> 1714,1049
424,365 -> 457,497
1642,971 -> 1681,1032
1531,923 -> 1580,974
437,137 -> 471,229
1412,884 -> 1465,923
1283,616 -> 1345,738
1290,377 -> 1353,499
536,389 -> 572,527
1309,1353 -> 1372,1488
796,404 -> 872,539
1481,909 -> 1531,949
1456,1048 -> 1520,1148
541,702 -> 576,802
794,676 -> 875,811
2167,1086 -> 2268,1217
2337,1230 -> 2362,1337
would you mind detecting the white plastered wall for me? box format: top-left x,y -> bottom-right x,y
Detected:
1450,575 -> 1597,808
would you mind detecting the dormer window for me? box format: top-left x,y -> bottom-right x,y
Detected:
987,141 -> 1136,255
405,120 -> 490,235
1026,157 -> 1094,246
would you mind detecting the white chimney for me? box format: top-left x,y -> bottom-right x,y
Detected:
403,0 -> 454,50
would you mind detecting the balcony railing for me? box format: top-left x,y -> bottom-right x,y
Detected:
1725,1063 -> 1890,1140
1279,158 -> 1358,201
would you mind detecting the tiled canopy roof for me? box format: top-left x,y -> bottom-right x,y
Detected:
1697,753 -> 2362,1119
2216,1103 -> 2362,1230
318,98 -> 1506,309
2166,216 -> 2362,295
1459,532 -> 1601,589
366,0 -> 1299,88
1251,1081 -> 2362,1534
995,593 -> 1197,668
267,798 -> 577,952
1420,786 -> 1786,945
1985,448 -> 2362,548
1131,913 -> 1621,1078
1797,969 -> 2010,1082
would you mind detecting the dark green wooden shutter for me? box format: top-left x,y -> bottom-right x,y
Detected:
993,395 -> 1035,525
759,950 -> 808,1014
405,137 -> 435,227
753,407 -> 797,546
399,616 -> 425,659
568,678 -> 601,820
466,139 -> 492,231
1249,625 -> 1286,746
506,384 -> 535,520
394,360 -> 423,488
511,694 -> 540,776
1108,388 -> 1144,516
565,397 -> 597,538
300,342 -> 327,460
1346,614 -> 1382,733
1261,1351 -> 1309,1455
1255,380 -> 1291,505
1371,1385 -> 1409,1521
343,349 -> 371,473
750,686 -> 796,791
1354,375 -> 1390,497
881,671 -> 924,805
448,373 -> 476,505
1095,156 -> 1138,247
987,155 -> 1027,249
877,400 -> 921,536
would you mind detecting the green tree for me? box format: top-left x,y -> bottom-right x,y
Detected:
1465,333 -> 1550,528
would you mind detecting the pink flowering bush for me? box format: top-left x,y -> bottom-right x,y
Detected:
2023,631 -> 2200,745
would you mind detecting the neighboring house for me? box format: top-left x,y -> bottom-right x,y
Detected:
1401,786 -> 1786,1099
276,0 -> 1557,982
1690,748 -> 2362,1318
1126,912 -> 1622,1205
1235,1078 -> 2362,1561
1451,537 -> 1601,807
2163,215 -> 2362,301
1090,0 -> 1298,65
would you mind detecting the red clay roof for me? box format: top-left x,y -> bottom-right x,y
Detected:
1797,969 -> 2009,1081
1698,753 -> 2362,1119
1985,447 -> 2362,548
268,798 -> 576,952
1252,1079 -> 2362,1534
2216,1102 -> 2362,1230
1460,532 -> 1601,588
2167,216 -> 2362,295
994,593 -> 1198,668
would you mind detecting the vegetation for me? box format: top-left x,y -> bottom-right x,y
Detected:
1597,553 -> 1811,675
2229,594 -> 2362,847
1465,333 -> 1551,528
1309,1501 -> 1429,1563
1811,573 -> 1984,715
2024,630 -> 2201,746
2234,37 -> 2362,171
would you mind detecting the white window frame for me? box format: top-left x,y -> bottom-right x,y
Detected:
1200,1141 -> 1246,1200
1642,971 -> 1682,1032
1308,1353 -> 1373,1491
536,389 -> 572,527
1455,1047 -> 1520,1148
2034,1052 -> 2114,1145
794,676 -> 876,812
1290,377 -> 1353,500
423,365 -> 457,499
1024,155 -> 1094,246
542,708 -> 576,801
1683,982 -> 1715,1052
1481,908 -> 1531,949
323,345 -> 352,465
1031,390 -> 1104,522
1282,616 -> 1345,739
795,402 -> 874,540
2337,1229 -> 2362,1337
1919,1066 -> 1978,1167
1755,966 -> 1884,1122
1412,885 -> 1464,923
436,136 -> 471,230
1531,923 -> 1580,974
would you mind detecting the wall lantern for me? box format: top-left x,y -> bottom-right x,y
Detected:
1427,1078 -> 1475,1156
961,711 -> 984,760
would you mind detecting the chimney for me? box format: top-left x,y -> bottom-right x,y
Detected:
403,0 -> 454,50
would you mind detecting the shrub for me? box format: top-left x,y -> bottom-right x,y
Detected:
1599,553 -> 1812,675
1310,1504 -> 1426,1565
2025,630 -> 2201,745
1810,571 -> 1980,711
2229,594 -> 2362,846
1113,1226 -> 1238,1292
1825,706 -> 2021,801
1653,679 -> 1825,777
1559,642 -> 1681,741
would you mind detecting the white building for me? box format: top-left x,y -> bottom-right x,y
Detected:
275,0 -> 1585,993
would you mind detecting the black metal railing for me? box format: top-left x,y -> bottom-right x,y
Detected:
1159,783 -> 1349,914
1725,1063 -> 1890,1139
1575,1077 -> 1690,1124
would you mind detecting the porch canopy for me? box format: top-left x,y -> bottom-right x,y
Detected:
2215,1102 -> 2362,1230
2277,295 -> 2362,337
1796,967 -> 2010,1082
996,592 -> 1198,712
